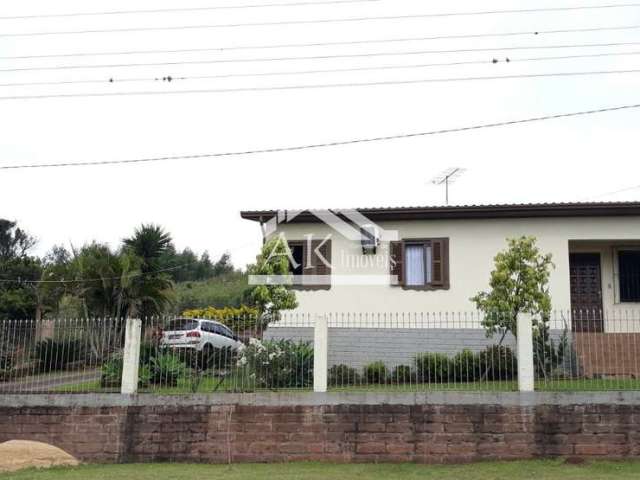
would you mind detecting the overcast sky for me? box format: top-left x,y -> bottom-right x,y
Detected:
1,0 -> 639,268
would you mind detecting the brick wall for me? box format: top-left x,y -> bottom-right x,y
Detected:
1,402 -> 639,463
575,333 -> 640,378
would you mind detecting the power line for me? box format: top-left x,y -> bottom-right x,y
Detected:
0,0 -> 381,20
5,41 -> 640,73
1,69 -> 639,101
0,261 -> 192,284
1,102 -> 637,170
0,242 -> 257,284
4,50 -> 640,89
4,3 -> 640,38
3,24 -> 638,60
582,184 -> 640,200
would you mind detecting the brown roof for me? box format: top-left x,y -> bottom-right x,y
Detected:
240,202 -> 640,223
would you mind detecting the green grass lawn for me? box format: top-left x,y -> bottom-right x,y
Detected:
52,377 -> 640,394
3,461 -> 640,480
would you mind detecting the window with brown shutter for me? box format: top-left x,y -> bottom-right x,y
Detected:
389,241 -> 404,286
286,238 -> 332,290
389,238 -> 449,290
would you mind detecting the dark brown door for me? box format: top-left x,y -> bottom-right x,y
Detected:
569,253 -> 604,332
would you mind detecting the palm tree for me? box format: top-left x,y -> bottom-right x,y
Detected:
122,224 -> 175,321
123,224 -> 172,273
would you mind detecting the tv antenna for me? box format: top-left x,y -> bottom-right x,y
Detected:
430,167 -> 467,205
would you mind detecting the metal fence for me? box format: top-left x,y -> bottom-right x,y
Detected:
1,310 -> 640,394
0,318 -> 124,394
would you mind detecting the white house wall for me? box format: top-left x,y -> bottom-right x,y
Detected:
271,215 -> 640,315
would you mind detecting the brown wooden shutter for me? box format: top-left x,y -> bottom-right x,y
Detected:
390,241 -> 404,286
431,238 -> 449,289
309,238 -> 331,290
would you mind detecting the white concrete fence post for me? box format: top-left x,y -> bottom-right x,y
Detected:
121,318 -> 142,395
313,314 -> 328,393
516,312 -> 535,392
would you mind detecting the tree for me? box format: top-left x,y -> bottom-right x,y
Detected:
471,236 -> 566,380
123,224 -> 172,272
0,219 -> 41,320
35,245 -> 72,319
172,248 -> 198,282
122,224 -> 174,320
212,252 -> 234,277
247,237 -> 297,318
0,258 -> 41,320
68,242 -> 172,320
471,236 -> 554,341
0,219 -> 36,262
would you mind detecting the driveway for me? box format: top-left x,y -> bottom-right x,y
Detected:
0,369 -> 101,393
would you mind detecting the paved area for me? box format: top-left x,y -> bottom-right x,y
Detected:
0,369 -> 100,393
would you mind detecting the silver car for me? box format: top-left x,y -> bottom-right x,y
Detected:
161,318 -> 243,356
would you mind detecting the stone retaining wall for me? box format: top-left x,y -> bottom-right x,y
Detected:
1,393 -> 639,463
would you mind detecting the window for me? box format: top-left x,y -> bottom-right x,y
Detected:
200,322 -> 216,333
212,324 -> 231,337
288,243 -> 304,276
619,250 -> 640,302
166,319 -> 199,331
405,243 -> 432,286
390,238 -> 449,290
285,239 -> 332,290
220,325 -> 235,338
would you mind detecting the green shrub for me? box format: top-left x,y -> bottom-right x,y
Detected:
33,338 -> 85,372
200,345 -> 236,371
100,355 -> 152,388
363,361 -> 388,384
0,348 -> 15,382
391,364 -> 413,384
236,339 -> 314,389
177,344 -> 237,371
328,364 -> 361,386
149,353 -> 187,387
452,349 -> 480,383
100,356 -> 123,388
139,342 -> 158,366
478,345 -> 517,381
138,364 -> 152,387
414,352 -> 451,383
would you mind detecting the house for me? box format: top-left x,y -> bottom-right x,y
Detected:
241,202 -> 640,375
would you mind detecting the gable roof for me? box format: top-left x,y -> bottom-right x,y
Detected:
240,202 -> 640,223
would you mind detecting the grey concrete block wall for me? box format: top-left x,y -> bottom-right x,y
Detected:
265,326 -> 569,370
264,327 -> 515,370
327,328 -> 516,370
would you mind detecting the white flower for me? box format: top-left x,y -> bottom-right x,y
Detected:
236,356 -> 248,367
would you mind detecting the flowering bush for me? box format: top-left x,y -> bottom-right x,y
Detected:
235,338 -> 313,390
182,305 -> 261,331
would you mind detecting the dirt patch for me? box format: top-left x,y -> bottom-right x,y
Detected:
0,440 -> 79,472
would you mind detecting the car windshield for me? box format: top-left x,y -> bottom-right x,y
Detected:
165,319 -> 199,331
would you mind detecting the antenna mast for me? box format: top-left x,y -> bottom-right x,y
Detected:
430,167 -> 467,205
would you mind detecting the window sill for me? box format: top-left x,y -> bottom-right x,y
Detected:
292,285 -> 331,291
400,285 -> 450,291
